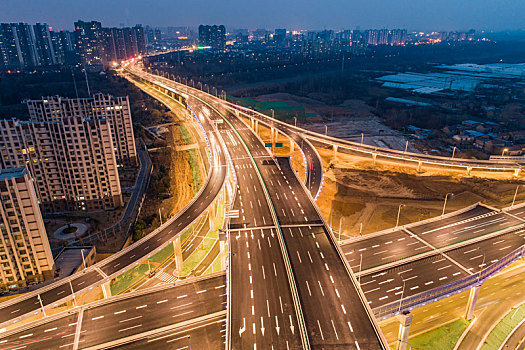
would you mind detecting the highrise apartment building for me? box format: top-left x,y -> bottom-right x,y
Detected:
198,25 -> 226,50
26,94 -> 137,166
0,116 -> 122,213
0,167 -> 54,290
0,22 -> 62,70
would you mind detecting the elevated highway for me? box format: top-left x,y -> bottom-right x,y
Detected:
129,67 -> 389,348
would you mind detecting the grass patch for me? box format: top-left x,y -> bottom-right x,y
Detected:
179,125 -> 193,145
407,318 -> 469,350
230,97 -> 308,121
187,149 -> 202,195
110,263 -> 149,295
482,304 -> 525,350
150,243 -> 174,264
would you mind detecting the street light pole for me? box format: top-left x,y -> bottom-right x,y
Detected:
442,193 -> 453,216
502,148 -> 509,157
294,116 -> 297,127
396,204 -> 404,228
398,274 -> 406,315
361,132 -> 364,145
452,146 -> 456,158
404,140 -> 409,153
512,185 -> 520,208
339,216 -> 343,241
325,125 -> 328,136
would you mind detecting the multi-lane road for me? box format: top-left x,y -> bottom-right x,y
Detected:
341,204 -> 525,311
0,274 -> 226,350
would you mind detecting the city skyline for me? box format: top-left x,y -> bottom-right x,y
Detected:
1,0 -> 524,32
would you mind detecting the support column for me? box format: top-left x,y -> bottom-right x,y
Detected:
465,284 -> 481,320
220,241 -> 227,270
372,153 -> 377,166
333,145 -> 338,161
101,281 -> 112,299
290,138 -> 295,154
250,117 -> 255,130
417,161 -> 422,172
515,168 -> 521,177
209,205 -> 217,232
466,166 -> 472,176
270,127 -> 275,144
396,312 -> 413,350
255,120 -> 259,135
173,237 -> 183,274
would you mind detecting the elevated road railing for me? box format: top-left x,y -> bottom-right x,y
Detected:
372,235 -> 525,320
199,91 -> 523,174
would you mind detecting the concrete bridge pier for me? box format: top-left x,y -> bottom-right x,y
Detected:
372,153 -> 377,166
209,204 -> 217,232
220,241 -> 227,270
101,281 -> 112,299
289,138 -> 295,154
333,145 -> 338,161
417,161 -> 423,172
173,237 -> 183,274
515,168 -> 521,177
466,166 -> 472,176
465,284 -> 482,320
396,312 -> 413,350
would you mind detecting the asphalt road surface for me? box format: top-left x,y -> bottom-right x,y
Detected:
0,275 -> 226,350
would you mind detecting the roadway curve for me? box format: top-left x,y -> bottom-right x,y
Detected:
0,85 -> 228,329
143,70 -> 325,200
131,67 -> 389,348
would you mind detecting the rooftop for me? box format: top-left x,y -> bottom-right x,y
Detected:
0,167 -> 27,181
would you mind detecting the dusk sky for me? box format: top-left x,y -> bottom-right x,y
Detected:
2,0 -> 524,31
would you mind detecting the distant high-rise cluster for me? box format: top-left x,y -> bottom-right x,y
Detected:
74,20 -> 146,66
365,29 -> 408,46
0,22 -> 75,71
437,30 -> 476,42
198,25 -> 226,50
0,20 -> 147,71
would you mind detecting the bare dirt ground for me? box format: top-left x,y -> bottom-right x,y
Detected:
316,148 -> 525,237
254,92 -> 416,152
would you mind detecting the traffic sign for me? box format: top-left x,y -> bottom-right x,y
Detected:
265,143 -> 272,147
275,143 -> 283,147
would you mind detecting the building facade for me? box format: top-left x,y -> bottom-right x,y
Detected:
198,25 -> 226,50
0,116 -> 122,213
0,167 -> 54,291
26,94 -> 137,166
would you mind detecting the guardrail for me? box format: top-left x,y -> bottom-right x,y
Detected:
373,229 -> 525,320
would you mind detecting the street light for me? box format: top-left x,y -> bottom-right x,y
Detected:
502,148 -> 509,157
397,273 -> 407,315
361,132 -> 364,145
512,184 -> 521,208
294,116 -> 297,127
442,193 -> 453,216
395,204 -> 405,228
452,146 -> 457,158
477,247 -> 486,284
338,216 -> 343,241
325,125 -> 328,136
404,140 -> 409,153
